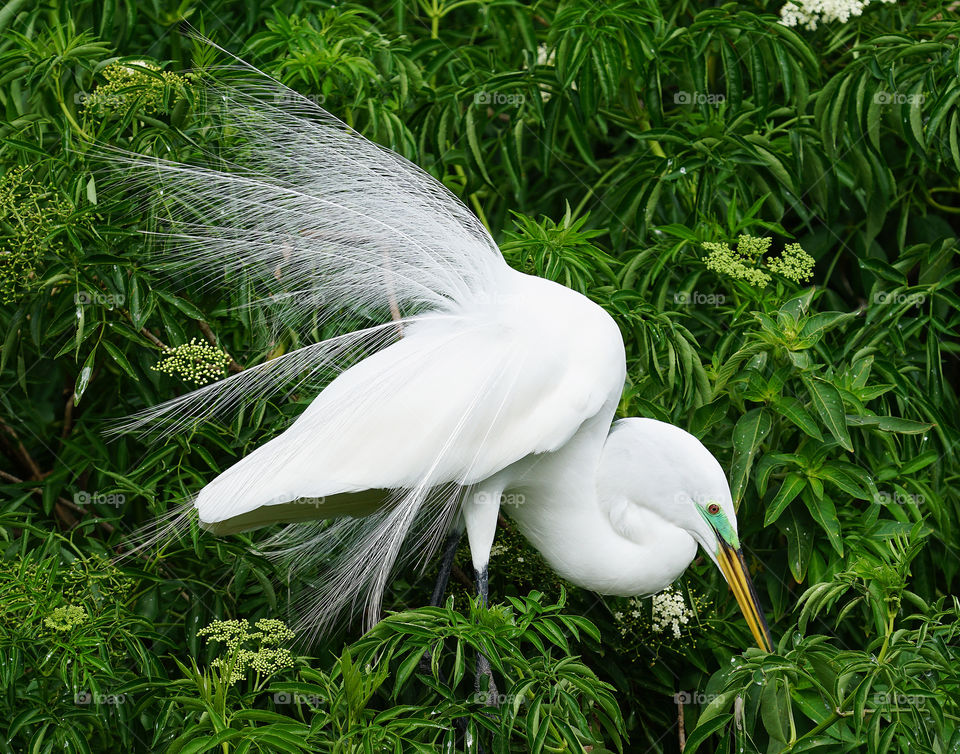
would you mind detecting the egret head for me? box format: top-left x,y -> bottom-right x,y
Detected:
603,418 -> 774,651
688,495 -> 773,652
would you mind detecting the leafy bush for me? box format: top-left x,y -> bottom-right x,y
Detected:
0,0 -> 957,751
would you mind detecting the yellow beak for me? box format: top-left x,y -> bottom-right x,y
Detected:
716,541 -> 773,652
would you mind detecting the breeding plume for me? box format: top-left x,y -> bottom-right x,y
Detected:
118,65 -> 773,652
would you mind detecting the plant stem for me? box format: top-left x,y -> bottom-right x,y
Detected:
54,79 -> 92,141
876,604 -> 898,663
430,0 -> 440,38
453,163 -> 489,230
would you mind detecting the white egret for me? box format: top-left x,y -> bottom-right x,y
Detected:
116,64 -> 772,654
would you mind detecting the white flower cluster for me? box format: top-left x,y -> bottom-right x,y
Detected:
613,598 -> 644,636
650,587 -> 693,639
779,0 -> 895,31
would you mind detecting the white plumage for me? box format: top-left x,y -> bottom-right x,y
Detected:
196,274 -> 623,531
118,62 -> 772,650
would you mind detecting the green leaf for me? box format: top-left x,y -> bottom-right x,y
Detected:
101,340 -> 139,381
780,507 -> 813,582
465,105 -> 494,185
798,311 -> 858,341
760,679 -> 788,743
775,396 -> 823,441
803,376 -> 853,451
154,290 -> 207,320
730,408 -> 773,505
393,647 -> 427,697
874,416 -> 933,434
765,472 -> 806,526
802,489 -> 843,556
683,708 -> 733,753
73,347 -> 97,406
899,450 -> 939,475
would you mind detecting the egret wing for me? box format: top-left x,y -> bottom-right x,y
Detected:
196,286 -> 624,533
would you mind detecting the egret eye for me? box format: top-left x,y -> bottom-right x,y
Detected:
707,503 -> 721,515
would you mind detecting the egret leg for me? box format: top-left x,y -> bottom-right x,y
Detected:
474,564 -> 500,706
463,488 -> 503,707
476,564 -> 489,607
425,531 -> 491,752
430,530 -> 462,607
419,529 -> 463,676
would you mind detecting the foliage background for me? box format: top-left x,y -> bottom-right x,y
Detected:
0,0 -> 958,751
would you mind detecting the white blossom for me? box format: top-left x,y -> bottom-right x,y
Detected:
650,587 -> 694,639
779,0 -> 895,30
535,44 -> 557,102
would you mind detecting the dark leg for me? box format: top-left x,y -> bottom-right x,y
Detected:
419,531 -> 463,672
475,564 -> 489,607
474,565 -> 500,706
428,532 -> 489,752
430,530 -> 462,607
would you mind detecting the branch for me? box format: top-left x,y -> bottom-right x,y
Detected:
0,416 -> 43,479
197,320 -> 244,373
0,468 -> 116,534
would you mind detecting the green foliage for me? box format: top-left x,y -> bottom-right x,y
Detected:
0,0 -> 957,751
684,526 -> 960,754
298,592 -> 625,752
0,166 -> 78,303
0,524 -> 164,752
501,206 -> 619,293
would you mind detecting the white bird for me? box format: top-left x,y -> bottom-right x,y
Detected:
116,64 -> 772,653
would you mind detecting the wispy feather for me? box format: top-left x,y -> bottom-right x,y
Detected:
109,51 -> 517,639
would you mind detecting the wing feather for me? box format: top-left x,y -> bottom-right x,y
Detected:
196,280 -> 623,531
